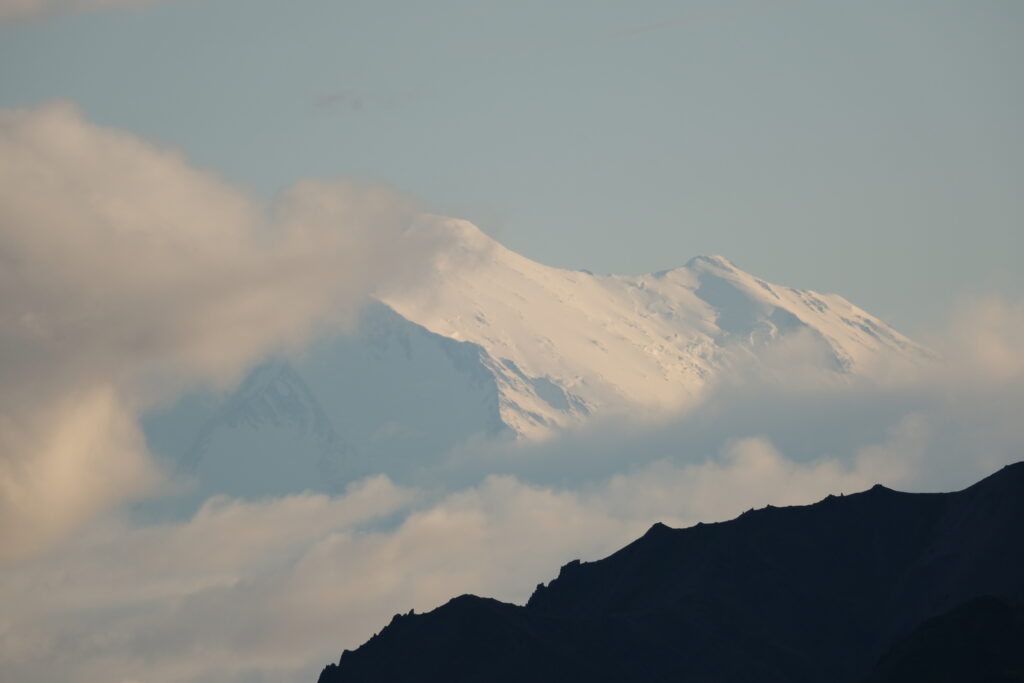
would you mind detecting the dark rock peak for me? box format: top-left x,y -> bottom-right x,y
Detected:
558,558 -> 581,575
644,521 -> 671,535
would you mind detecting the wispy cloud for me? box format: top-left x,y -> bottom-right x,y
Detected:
0,102 -> 443,562
0,450 -> 883,683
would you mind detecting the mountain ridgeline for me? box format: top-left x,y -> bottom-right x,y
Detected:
319,462 -> 1024,682
144,218 -> 929,503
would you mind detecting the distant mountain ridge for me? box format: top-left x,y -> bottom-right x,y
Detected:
318,462 -> 1024,683
382,218 -> 929,438
144,217 -> 930,497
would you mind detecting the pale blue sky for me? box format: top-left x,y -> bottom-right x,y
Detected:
2,0 -> 1021,331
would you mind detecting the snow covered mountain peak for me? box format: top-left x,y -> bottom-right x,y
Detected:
380,218 -> 928,439
146,217 -> 932,495
685,253 -> 740,271
405,216 -> 518,274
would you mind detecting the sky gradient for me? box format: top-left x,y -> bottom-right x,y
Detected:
2,0 -> 1021,331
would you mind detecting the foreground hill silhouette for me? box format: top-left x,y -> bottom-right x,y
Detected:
319,463 -> 1024,682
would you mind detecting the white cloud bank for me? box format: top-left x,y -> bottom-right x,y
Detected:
1,293 -> 1021,683
0,444 -> 900,683
0,102 -> 440,562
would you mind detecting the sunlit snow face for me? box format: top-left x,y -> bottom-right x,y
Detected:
378,219 -> 929,441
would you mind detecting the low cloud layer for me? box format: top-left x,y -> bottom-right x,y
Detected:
510,294 -> 1019,484
1,294 -> 1021,682
0,445 -> 897,683
0,102 -> 438,561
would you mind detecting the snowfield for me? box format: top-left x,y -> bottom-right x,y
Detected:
381,217 -> 927,438
144,217 -> 929,497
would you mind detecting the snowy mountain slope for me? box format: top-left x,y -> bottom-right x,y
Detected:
144,303 -> 509,498
379,218 -> 928,438
181,360 -> 357,498
144,216 -> 927,495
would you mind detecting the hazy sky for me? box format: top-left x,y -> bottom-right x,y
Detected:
2,0 -> 1020,331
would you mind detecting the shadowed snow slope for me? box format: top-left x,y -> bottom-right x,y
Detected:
144,217 -> 928,494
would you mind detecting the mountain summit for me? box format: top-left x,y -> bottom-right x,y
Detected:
145,218 -> 929,493
381,217 -> 927,437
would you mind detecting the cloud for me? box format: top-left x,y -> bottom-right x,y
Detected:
5,283 -> 1023,682
0,385 -> 159,564
0,0 -> 188,23
0,448 -> 890,683
937,295 -> 1024,382
1,287 -> 1021,681
0,102 -> 440,562
431,294 -> 1023,497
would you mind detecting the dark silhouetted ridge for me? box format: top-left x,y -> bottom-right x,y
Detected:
319,462 -> 1024,683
